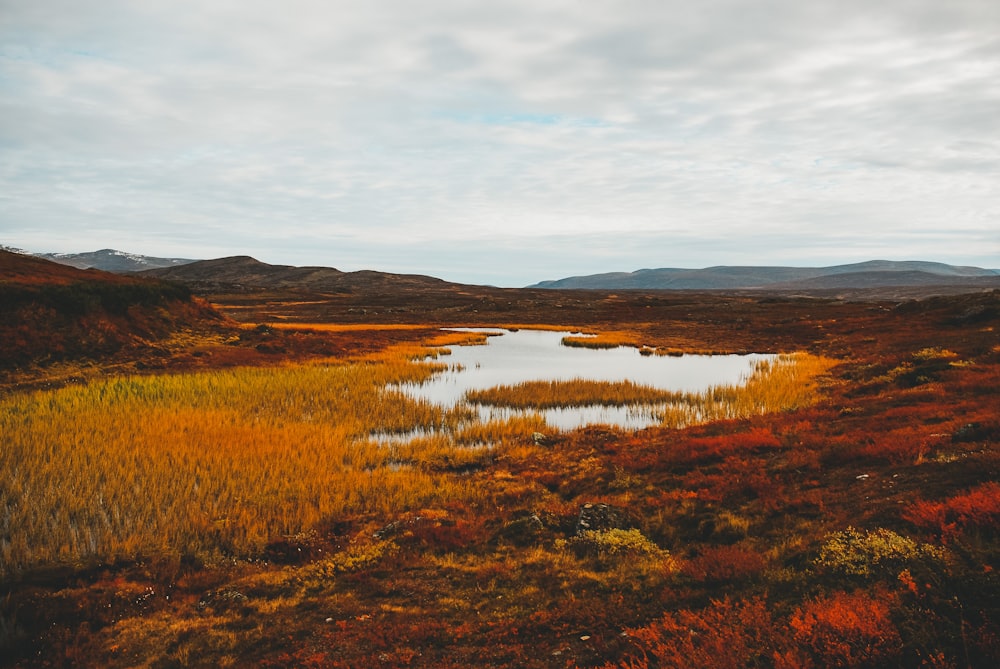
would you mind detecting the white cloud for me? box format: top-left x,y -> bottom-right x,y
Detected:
1,0 -> 998,284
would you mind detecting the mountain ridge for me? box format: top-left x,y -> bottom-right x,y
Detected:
528,260 -> 1000,290
138,255 -> 455,294
40,248 -> 199,272
0,246 -> 199,272
5,245 -> 998,293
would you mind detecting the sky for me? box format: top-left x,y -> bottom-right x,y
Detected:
1,0 -> 998,286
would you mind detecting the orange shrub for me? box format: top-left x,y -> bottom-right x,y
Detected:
787,589 -> 902,668
680,544 -> 767,583
861,427 -> 943,464
614,597 -> 779,669
903,482 -> 1000,541
671,426 -> 783,464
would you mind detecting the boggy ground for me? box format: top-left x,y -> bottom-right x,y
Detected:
2,287 -> 999,668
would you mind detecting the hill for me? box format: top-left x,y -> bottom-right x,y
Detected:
529,260 -> 1000,290
0,249 -> 219,371
0,248 -> 141,285
767,270 -> 1000,290
139,255 -> 458,294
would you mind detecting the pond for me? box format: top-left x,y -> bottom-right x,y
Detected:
400,328 -> 774,431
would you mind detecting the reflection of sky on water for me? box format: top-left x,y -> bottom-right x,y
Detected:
398,328 -> 773,431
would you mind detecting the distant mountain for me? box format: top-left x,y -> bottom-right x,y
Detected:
0,244 -> 43,262
139,255 -> 457,293
528,261 -> 1000,290
767,270 -> 1000,290
31,248 -> 199,273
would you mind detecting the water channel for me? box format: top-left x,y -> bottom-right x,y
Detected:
399,328 -> 774,431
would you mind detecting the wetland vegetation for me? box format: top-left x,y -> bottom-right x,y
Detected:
396,327 -> 797,430
0,330 -> 832,580
1,250 -> 998,668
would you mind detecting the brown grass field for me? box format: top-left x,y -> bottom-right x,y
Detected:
1,256 -> 998,668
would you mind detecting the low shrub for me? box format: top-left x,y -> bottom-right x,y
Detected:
814,527 -> 946,579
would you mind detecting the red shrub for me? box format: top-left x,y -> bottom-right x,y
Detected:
407,517 -> 485,551
683,427 -> 782,462
903,482 -> 1000,541
614,597 -> 780,669
682,455 -> 785,509
681,544 -> 767,582
861,427 -> 942,464
788,589 -> 902,668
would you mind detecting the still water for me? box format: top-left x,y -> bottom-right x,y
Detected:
401,328 -> 773,431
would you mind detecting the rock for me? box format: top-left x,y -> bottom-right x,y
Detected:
952,422 -> 989,443
576,503 -> 633,535
499,512 -> 545,546
373,519 -> 406,540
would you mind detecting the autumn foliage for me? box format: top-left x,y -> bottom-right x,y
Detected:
904,482 -> 1000,541
1,276 -> 998,668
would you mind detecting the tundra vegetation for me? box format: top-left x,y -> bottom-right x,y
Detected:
1,278 -> 998,668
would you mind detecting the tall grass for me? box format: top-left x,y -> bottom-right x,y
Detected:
658,353 -> 837,427
466,379 -> 682,408
461,353 -> 835,428
0,357 -> 488,578
558,331 -> 729,356
561,331 -> 636,349
0,333 -> 833,579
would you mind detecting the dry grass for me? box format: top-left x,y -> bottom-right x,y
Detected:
657,353 -> 838,427
259,322 -> 431,332
466,379 -> 682,408
0,333 -> 833,579
0,355 -> 478,577
462,353 -> 836,428
560,331 -> 637,349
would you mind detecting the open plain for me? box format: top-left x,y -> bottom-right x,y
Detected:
2,250 -> 999,667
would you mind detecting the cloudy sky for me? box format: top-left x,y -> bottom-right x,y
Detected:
1,0 -> 998,285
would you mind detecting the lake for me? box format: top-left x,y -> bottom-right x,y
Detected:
400,328 -> 774,431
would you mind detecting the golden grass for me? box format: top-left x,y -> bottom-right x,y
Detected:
559,330 -> 734,356
260,322 -> 431,332
560,331 -> 637,349
462,353 -> 836,428
0,328 -> 834,579
657,353 -> 838,427
466,379 -> 682,408
0,356 -> 483,577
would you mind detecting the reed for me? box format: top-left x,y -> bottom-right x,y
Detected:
0,357 -> 479,578
263,323 -> 430,332
560,331 -> 637,349
465,379 -> 682,408
657,353 -> 837,428
460,353 -> 835,428
0,331 -> 833,579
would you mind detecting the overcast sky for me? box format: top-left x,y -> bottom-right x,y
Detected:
1,1 -> 998,285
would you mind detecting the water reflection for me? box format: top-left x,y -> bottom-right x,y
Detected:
399,328 -> 772,431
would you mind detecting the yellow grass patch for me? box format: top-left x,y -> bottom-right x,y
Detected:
260,322 -> 431,332
0,327 -> 835,578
